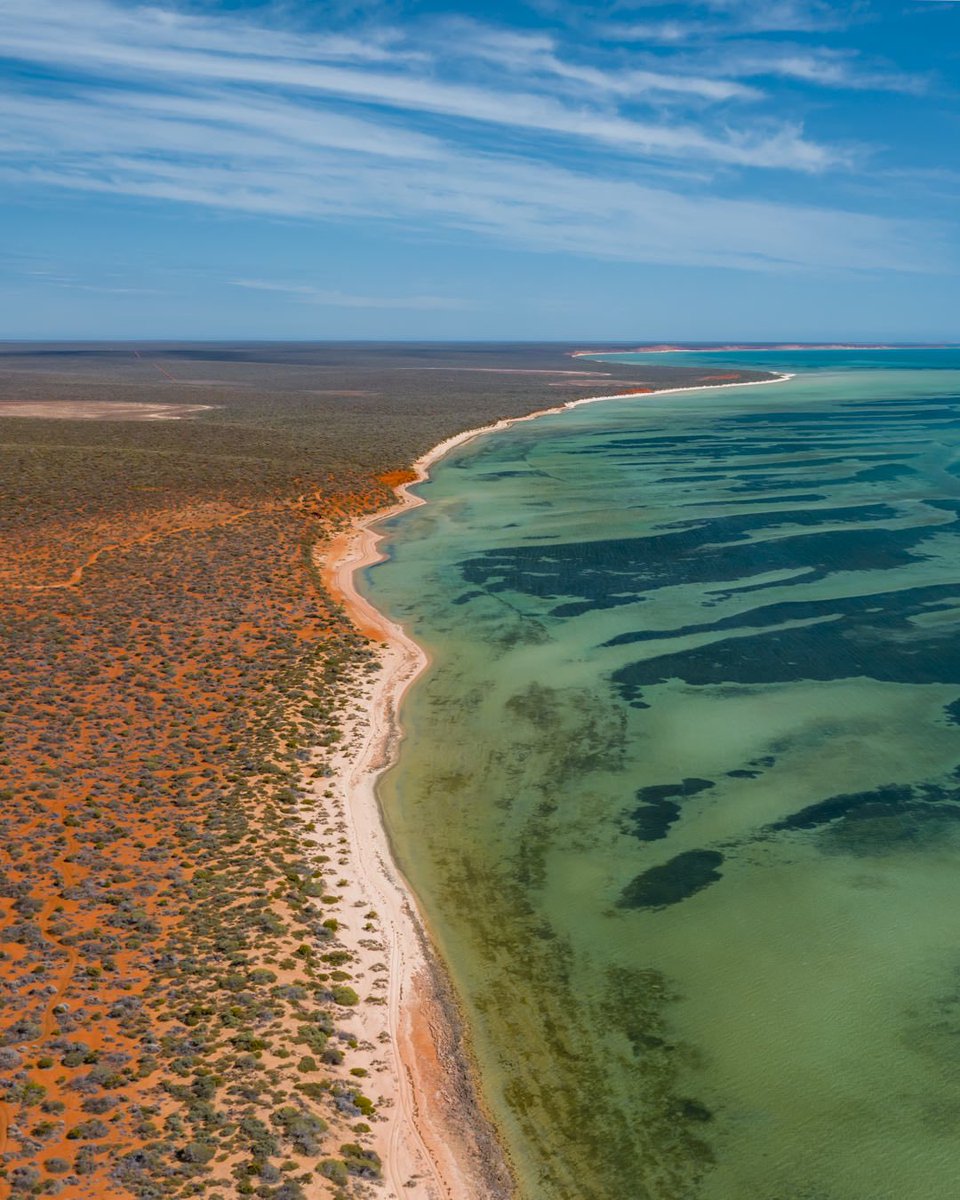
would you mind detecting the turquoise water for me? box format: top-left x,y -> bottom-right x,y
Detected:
363,350 -> 960,1200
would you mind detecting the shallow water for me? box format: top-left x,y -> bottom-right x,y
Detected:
363,350 -> 960,1200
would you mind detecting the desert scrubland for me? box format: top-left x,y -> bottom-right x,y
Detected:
0,343 -> 769,1200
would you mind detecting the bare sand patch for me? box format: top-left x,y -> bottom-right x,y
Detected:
0,400 -> 218,420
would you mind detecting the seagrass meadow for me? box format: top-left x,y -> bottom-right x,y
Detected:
0,343 -> 768,1200
364,347 -> 960,1200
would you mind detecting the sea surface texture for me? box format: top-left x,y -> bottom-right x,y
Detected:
364,349 -> 960,1200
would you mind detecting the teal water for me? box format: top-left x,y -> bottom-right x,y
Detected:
363,350 -> 960,1200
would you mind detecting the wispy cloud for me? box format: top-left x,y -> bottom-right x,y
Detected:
666,42 -> 928,93
0,0 -> 947,276
593,0 -> 856,40
230,281 -> 472,310
602,0 -> 856,35
5,138 -> 940,274
0,0 -> 840,170
431,17 -> 761,102
700,0 -> 853,32
14,263 -> 163,294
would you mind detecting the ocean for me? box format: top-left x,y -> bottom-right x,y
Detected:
362,349 -> 960,1200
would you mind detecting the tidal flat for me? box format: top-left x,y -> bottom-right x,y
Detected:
363,349 -> 960,1200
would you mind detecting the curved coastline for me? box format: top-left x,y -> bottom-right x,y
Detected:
313,368 -> 794,1198
569,344 -> 914,356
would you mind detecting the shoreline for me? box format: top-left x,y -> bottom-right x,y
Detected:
568,344 -> 931,356
313,368 -> 794,1198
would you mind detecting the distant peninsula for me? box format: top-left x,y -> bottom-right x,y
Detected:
571,342 -> 951,356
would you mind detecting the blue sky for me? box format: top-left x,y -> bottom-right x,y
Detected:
1,0 -> 959,340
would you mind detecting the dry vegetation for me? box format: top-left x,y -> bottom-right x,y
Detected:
0,343 -> 771,1200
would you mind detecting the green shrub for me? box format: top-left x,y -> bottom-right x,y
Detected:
340,1142 -> 382,1178
178,1142 -> 216,1165
318,1160 -> 348,1187
274,1107 -> 327,1154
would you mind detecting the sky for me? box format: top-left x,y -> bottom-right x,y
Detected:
1,0 -> 959,341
